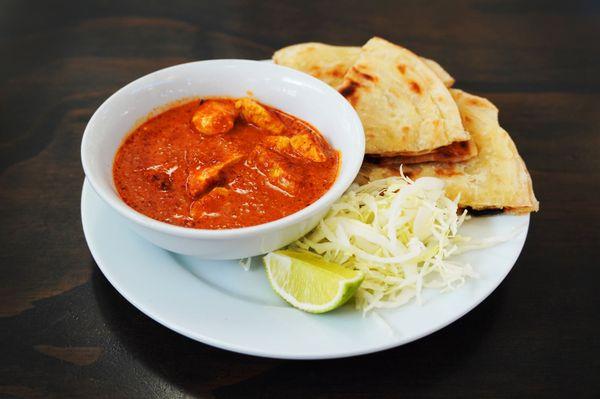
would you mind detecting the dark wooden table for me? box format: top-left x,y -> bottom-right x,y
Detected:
2,0 -> 599,397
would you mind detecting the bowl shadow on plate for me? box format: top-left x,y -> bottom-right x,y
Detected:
91,260 -> 509,397
169,253 -> 286,307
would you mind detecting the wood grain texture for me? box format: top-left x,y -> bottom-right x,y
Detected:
1,0 -> 599,398
34,345 -> 103,366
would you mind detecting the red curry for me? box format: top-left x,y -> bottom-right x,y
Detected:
113,98 -> 339,229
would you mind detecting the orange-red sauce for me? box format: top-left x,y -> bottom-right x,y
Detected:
113,98 -> 339,229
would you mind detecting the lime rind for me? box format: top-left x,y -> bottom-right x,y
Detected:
263,251 -> 364,314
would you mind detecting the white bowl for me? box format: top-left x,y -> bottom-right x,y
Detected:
81,59 -> 364,259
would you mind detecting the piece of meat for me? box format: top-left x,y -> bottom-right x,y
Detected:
192,100 -> 239,135
263,135 -> 291,153
186,164 -> 223,198
186,153 -> 243,198
247,145 -> 297,194
235,98 -> 285,134
290,133 -> 327,162
263,134 -> 327,162
190,187 -> 232,220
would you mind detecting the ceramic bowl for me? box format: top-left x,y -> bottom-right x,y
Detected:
81,59 -> 364,259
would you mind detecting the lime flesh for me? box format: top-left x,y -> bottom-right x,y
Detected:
263,249 -> 364,314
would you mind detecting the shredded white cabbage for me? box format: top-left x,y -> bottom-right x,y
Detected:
239,257 -> 252,271
292,173 -> 478,314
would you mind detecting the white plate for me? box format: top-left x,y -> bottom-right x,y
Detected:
82,179 -> 529,359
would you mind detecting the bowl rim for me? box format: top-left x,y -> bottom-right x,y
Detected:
81,59 -> 365,239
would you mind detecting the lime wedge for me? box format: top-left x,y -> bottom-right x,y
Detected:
263,249 -> 364,313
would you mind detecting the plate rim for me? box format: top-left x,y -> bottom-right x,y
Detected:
82,177 -> 529,359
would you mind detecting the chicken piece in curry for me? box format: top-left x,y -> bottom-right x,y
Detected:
235,98 -> 285,134
113,97 -> 339,229
191,100 -> 239,135
247,145 -> 299,194
186,153 -> 243,198
263,133 -> 327,162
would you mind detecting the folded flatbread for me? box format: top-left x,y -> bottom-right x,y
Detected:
421,57 -> 455,88
337,37 -> 471,156
358,89 -> 539,214
274,38 -> 473,163
273,42 -> 455,89
367,139 -> 478,165
273,43 -> 360,88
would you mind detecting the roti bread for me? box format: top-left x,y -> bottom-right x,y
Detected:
338,37 -> 470,155
357,89 -> 539,214
421,57 -> 455,87
273,42 -> 455,88
273,43 -> 360,88
366,139 -> 477,165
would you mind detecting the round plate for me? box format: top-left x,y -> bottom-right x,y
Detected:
82,179 -> 529,359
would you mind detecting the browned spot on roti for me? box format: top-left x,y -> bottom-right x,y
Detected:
464,115 -> 472,123
309,66 -> 325,80
402,126 -> 410,133
434,164 -> 459,176
409,81 -> 422,94
468,97 -> 485,106
339,80 -> 360,100
433,120 -> 440,127
357,71 -> 377,82
352,65 -> 378,83
330,65 -> 346,77
397,64 -> 407,74
34,345 -> 103,366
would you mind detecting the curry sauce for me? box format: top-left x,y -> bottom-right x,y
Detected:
113,98 -> 339,229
